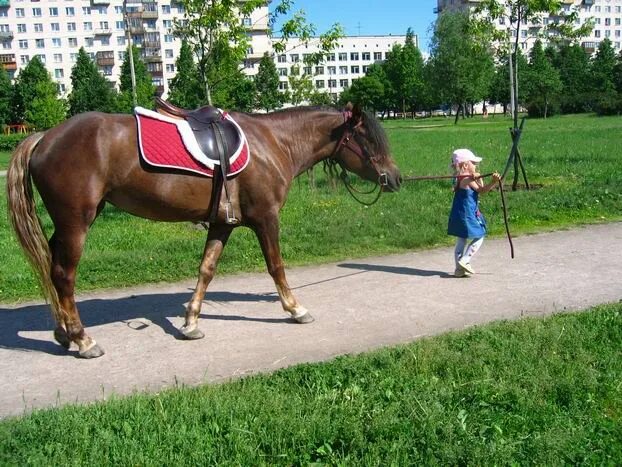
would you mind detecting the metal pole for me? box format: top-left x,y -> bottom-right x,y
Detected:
124,0 -> 137,107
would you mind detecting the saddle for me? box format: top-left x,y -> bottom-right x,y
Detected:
155,97 -> 240,224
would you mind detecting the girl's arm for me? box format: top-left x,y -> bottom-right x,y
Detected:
467,172 -> 501,193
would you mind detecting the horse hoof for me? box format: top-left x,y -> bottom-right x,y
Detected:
53,327 -> 71,350
294,312 -> 315,324
79,343 -> 105,359
180,326 -> 205,340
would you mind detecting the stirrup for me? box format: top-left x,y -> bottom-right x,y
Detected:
225,202 -> 239,225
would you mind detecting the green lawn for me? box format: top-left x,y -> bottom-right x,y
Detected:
1,113 -> 621,302
0,150 -> 9,171
1,303 -> 620,465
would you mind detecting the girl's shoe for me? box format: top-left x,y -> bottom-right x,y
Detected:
458,258 -> 475,275
454,267 -> 472,278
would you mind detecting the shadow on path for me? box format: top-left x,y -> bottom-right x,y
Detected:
338,262 -> 452,278
0,290 -> 282,355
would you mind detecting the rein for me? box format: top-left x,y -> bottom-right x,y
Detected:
404,172 -> 514,258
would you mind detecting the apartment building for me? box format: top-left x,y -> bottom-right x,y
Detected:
436,0 -> 622,54
273,35 -> 409,101
0,0 -> 270,96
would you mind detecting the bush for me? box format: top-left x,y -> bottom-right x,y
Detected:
0,133 -> 29,151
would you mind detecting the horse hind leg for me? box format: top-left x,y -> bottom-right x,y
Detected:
180,224 -> 234,340
49,207 -> 105,358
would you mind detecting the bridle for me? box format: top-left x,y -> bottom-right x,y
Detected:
328,111 -> 389,206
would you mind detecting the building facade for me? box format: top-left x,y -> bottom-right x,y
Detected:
0,0 -> 270,96
436,0 -> 622,54
273,35 -> 409,101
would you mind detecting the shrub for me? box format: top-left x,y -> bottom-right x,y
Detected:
0,133 -> 29,151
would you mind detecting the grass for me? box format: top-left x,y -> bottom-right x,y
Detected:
1,303 -> 620,464
0,150 -> 9,170
1,113 -> 621,302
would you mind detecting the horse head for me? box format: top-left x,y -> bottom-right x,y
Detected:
330,103 -> 402,192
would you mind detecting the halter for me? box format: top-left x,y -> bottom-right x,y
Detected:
328,111 -> 388,205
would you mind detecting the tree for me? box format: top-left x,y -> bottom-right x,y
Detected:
383,28 -> 425,117
340,73 -> 384,113
476,0 -> 592,126
167,40 -> 203,109
25,80 -> 67,130
428,11 -> 494,123
614,50 -> 622,96
117,45 -> 155,113
68,47 -> 116,116
10,56 -> 50,124
255,52 -> 282,112
0,65 -> 11,125
524,39 -> 562,118
554,43 -> 591,113
226,74 -> 256,112
488,50 -> 528,116
287,65 -> 314,106
590,38 -> 618,115
174,0 -> 342,106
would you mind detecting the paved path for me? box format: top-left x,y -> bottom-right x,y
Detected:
0,170 -> 6,177
1,223 -> 621,419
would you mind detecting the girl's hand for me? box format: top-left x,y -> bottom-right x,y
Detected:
491,172 -> 501,182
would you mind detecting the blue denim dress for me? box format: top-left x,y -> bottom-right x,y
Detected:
447,187 -> 487,238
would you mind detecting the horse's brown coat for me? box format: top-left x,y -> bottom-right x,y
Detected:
6,104 -> 401,357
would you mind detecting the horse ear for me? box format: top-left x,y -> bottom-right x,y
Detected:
352,103 -> 364,124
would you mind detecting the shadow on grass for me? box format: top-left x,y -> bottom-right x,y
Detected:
338,262 -> 452,278
0,289 -> 283,355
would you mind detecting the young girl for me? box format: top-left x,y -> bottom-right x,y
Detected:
447,149 -> 501,277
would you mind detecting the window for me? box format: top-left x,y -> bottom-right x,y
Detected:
51,23 -> 60,32
54,69 -> 64,79
118,51 -> 125,60
303,66 -> 312,75
83,22 -> 92,31
340,79 -> 348,87
595,30 -> 601,38
68,37 -> 78,47
326,53 -> 335,61
289,65 -> 299,76
70,53 -> 78,62
338,52 -> 347,60
164,34 -> 174,43
117,36 -> 125,46
616,18 -> 621,26
35,38 -> 44,48
114,6 -> 123,14
605,18 -> 611,26
166,64 -> 175,72
36,54 -> 45,64
328,66 -> 336,75
362,65 -> 369,73
315,80 -> 324,89
99,37 -> 109,46
85,37 -> 94,46
328,79 -> 336,88
53,53 -> 62,63
67,22 -> 76,32
165,49 -> 174,58
99,21 -> 109,29
290,53 -> 299,62
163,20 -> 172,28
243,17 -> 251,26
49,7 -> 57,16
20,55 -> 29,65
362,52 -> 370,60
162,5 -> 170,14
373,52 -> 382,60
83,7 -> 91,15
34,23 -> 43,32
18,39 -> 28,49
339,65 -> 348,74
278,81 -> 288,90
350,52 -> 359,60
102,66 -> 113,76
278,54 -> 286,63
278,67 -> 287,76
350,65 -> 359,73
16,8 -> 25,17
52,38 -> 61,47
315,66 -> 324,75
58,83 -> 66,94
17,24 -> 26,33
115,21 -> 124,30
66,7 -> 75,16
32,7 -> 42,16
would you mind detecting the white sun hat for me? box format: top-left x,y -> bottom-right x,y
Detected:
452,148 -> 483,165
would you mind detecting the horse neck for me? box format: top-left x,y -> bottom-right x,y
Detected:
279,110 -> 344,177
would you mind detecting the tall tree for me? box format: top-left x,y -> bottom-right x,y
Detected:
524,39 -> 562,118
117,45 -> 155,113
383,28 -> 425,117
0,65 -> 11,125
167,40 -> 203,109
614,50 -> 622,96
174,0 -> 342,105
553,43 -> 591,114
428,11 -> 494,123
287,65 -> 314,106
590,38 -> 618,115
68,47 -> 116,116
476,0 -> 592,126
25,80 -> 67,129
10,56 -> 50,124
255,52 -> 282,112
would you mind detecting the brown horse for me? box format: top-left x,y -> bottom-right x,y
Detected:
6,103 -> 401,358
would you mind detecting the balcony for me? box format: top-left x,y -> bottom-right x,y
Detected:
94,28 -> 112,36
0,53 -> 16,70
581,41 -> 597,53
91,0 -> 110,4
96,50 -> 114,66
142,7 -> 158,19
143,39 -> 160,48
143,54 -> 162,63
0,30 -> 13,41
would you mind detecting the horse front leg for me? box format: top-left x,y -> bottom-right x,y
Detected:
254,217 -> 314,324
180,223 -> 233,340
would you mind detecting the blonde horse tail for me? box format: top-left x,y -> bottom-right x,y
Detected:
6,132 -> 65,324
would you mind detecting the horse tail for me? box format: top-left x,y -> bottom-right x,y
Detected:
6,132 -> 64,323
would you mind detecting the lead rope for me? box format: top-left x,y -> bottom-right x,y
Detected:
404,172 -> 514,258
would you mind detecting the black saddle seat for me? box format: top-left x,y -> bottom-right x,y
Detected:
155,97 -> 242,165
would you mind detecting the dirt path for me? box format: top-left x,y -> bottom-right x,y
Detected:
1,223 -> 621,419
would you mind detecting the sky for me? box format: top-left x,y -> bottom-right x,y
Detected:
270,0 -> 438,53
